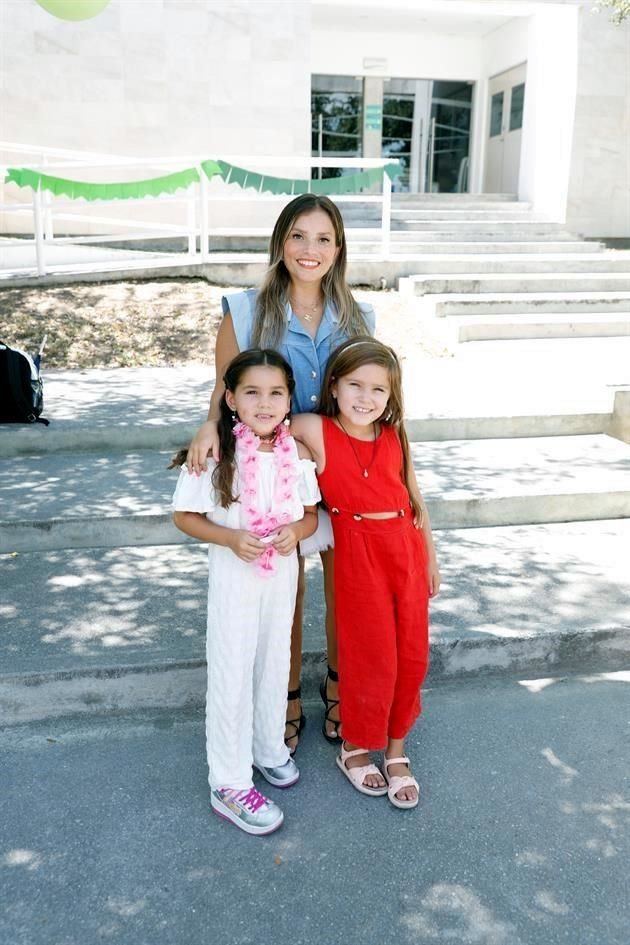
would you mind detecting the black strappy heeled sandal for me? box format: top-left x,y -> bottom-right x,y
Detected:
285,686 -> 306,756
319,666 -> 342,743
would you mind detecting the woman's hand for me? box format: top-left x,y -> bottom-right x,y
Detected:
427,558 -> 441,598
272,525 -> 300,556
227,530 -> 266,563
186,420 -> 220,474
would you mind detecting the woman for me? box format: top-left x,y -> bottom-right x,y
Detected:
186,194 -> 375,753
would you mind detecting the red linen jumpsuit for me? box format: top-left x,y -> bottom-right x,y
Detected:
317,417 -> 430,750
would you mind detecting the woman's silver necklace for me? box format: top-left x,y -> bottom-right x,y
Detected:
336,417 -> 378,478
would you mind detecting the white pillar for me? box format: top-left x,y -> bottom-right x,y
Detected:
33,186 -> 46,276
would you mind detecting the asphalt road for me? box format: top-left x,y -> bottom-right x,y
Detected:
1,670 -> 629,945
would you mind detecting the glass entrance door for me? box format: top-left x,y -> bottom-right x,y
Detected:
427,81 -> 473,194
382,78 -> 472,193
311,74 -> 362,179
311,75 -> 473,192
382,84 -> 415,190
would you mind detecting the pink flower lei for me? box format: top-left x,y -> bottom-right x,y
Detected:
233,421 -> 300,577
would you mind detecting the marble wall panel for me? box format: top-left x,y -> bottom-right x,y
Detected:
566,6 -> 630,236
0,0 -> 311,164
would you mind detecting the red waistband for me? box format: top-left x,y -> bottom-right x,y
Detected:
328,506 -> 415,533
329,506 -> 408,521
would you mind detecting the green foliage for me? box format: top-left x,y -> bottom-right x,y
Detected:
594,0 -> 630,24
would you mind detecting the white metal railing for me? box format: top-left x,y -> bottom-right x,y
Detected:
0,143 -> 397,277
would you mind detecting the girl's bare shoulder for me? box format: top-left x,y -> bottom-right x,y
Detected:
290,414 -> 325,470
290,412 -> 323,440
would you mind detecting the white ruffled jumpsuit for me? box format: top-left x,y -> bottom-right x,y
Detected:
172,445 -> 320,791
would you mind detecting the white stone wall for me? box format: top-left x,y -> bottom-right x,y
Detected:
566,4 -> 630,238
0,0 -> 312,233
0,0 -> 311,159
1,0 -> 628,239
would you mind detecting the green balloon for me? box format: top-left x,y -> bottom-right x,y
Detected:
35,0 -> 111,21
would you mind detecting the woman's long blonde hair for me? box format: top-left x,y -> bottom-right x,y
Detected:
252,195 -> 370,348
319,337 -> 421,521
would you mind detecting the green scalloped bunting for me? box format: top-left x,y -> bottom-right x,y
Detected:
4,166 -> 201,200
199,159 -> 222,180
206,161 -> 402,195
5,160 -> 401,201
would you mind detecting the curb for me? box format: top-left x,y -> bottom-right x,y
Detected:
0,422 -> 201,458
2,628 -> 628,726
0,414 -> 612,458
4,491 -> 630,553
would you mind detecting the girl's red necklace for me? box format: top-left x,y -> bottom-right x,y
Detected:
336,417 -> 379,478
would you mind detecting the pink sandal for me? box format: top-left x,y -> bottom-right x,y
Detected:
336,744 -> 387,797
383,755 -> 420,809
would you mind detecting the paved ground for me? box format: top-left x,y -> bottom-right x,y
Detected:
3,520 -> 630,680
2,336 -> 629,461
2,280 -> 629,944
2,671 -> 629,945
5,335 -> 630,430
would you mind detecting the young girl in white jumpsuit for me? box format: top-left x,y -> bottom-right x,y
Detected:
172,349 -> 319,836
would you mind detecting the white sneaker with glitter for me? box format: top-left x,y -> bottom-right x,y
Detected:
210,785 -> 284,836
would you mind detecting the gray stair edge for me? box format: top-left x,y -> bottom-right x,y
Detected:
435,301 -> 630,316
457,321 -> 630,342
0,422 -> 201,457
0,413 -> 610,458
0,246 -> 602,290
2,626 -> 628,726
4,492 -> 630,553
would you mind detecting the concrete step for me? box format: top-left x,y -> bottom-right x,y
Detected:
389,209 -> 538,220
2,519 -> 629,721
151,259 -> 630,294
385,230 -> 592,244
344,195 -> 521,216
3,338 -> 628,458
391,202 -> 529,212
453,313 -> 630,342
5,248 -> 606,293
413,336 -> 629,419
391,192 -> 519,204
346,209 -> 536,222
0,398 -> 613,460
3,449 -> 180,521
390,220 -> 574,234
2,435 -> 629,552
404,273 -> 630,296
343,217 -> 578,237
406,413 -> 609,441
7,252 -> 605,294
433,292 -> 630,317
0,407 -> 613,458
411,433 -> 630,528
348,242 -> 608,256
181,234 -> 605,258
392,252 -> 630,274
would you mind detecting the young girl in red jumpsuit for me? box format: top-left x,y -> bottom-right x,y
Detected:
292,337 -> 440,809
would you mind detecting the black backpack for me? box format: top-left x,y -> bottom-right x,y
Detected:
0,340 -> 49,425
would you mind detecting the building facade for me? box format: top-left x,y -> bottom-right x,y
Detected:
1,0 -> 628,237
